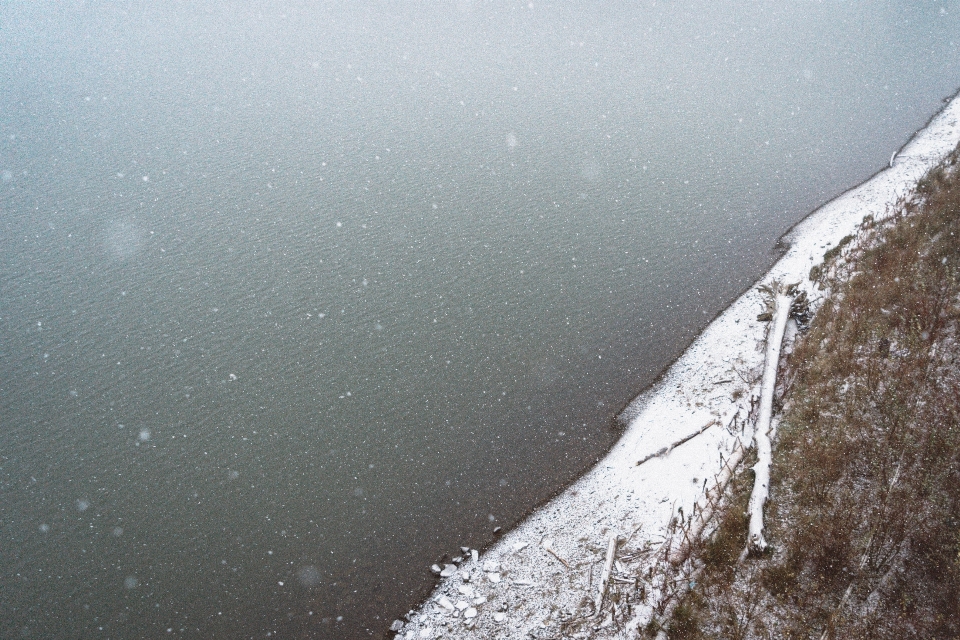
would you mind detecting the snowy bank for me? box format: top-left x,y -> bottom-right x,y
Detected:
395,91 -> 960,640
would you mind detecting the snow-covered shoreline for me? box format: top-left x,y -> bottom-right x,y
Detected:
396,91 -> 960,640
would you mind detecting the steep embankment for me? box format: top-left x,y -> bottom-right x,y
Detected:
662,145 -> 960,639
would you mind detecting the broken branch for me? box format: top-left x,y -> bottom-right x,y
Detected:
541,538 -> 571,569
637,420 -> 719,466
593,535 -> 620,615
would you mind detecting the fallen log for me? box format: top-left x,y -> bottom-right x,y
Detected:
746,290 -> 793,555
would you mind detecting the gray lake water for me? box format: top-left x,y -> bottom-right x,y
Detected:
1,1 -> 958,638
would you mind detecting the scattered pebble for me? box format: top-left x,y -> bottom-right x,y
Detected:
463,607 -> 477,619
486,572 -> 501,583
440,564 -> 457,578
493,612 -> 507,622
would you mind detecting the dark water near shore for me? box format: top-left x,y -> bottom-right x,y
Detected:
1,1 -> 958,637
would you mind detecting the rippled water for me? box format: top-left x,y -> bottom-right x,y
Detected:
1,2 -> 958,637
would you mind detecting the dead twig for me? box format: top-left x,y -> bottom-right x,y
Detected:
540,537 -> 571,569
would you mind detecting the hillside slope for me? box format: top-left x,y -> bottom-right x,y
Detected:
664,145 -> 960,639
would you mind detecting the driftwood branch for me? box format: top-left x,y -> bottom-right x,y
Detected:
746,291 -> 793,555
593,535 -> 619,615
541,538 -> 571,569
637,420 -> 719,466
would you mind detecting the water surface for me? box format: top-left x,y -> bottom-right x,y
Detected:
1,2 -> 959,637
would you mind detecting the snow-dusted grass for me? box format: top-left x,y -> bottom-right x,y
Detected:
394,94 -> 960,640
667,143 -> 960,639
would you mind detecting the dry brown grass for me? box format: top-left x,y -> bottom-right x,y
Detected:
663,144 -> 960,639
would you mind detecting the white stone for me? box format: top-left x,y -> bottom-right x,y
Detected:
463,607 -> 478,619
440,564 -> 457,578
486,572 -> 501,583
437,596 -> 454,612
493,612 -> 507,622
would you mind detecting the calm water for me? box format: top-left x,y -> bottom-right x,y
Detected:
1,1 -> 958,637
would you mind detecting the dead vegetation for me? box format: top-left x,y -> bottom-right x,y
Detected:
659,144 -> 960,639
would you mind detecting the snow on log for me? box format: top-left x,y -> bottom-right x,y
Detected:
593,535 -> 619,615
746,291 -> 793,555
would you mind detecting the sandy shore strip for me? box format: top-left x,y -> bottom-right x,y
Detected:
395,91 -> 960,640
